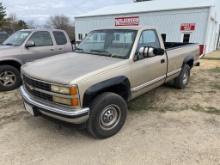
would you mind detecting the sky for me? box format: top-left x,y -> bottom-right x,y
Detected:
1,0 -> 132,25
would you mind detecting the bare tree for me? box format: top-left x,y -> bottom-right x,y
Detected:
47,15 -> 75,41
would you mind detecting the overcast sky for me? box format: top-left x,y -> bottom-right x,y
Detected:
2,0 -> 132,25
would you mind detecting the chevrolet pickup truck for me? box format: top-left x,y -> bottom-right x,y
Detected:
0,29 -> 73,91
20,26 -> 201,138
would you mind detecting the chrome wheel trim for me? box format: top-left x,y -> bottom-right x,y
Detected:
182,70 -> 189,85
0,71 -> 17,87
99,104 -> 121,131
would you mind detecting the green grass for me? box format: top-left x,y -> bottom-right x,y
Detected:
209,67 -> 220,73
202,58 -> 220,61
211,83 -> 220,90
190,104 -> 220,115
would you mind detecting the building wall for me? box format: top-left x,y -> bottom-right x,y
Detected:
75,8 -> 211,52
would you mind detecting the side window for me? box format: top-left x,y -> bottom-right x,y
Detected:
138,30 -> 161,49
29,31 -> 53,47
53,31 -> 67,45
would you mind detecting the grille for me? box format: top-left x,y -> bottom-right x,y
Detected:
23,75 -> 51,91
23,75 -> 52,101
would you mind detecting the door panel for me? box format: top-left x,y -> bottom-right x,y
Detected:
131,55 -> 167,90
131,30 -> 167,93
24,31 -> 57,61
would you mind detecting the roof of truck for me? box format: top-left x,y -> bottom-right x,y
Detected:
76,0 -> 213,18
20,29 -> 65,32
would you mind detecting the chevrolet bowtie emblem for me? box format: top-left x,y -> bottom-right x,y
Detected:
27,84 -> 34,90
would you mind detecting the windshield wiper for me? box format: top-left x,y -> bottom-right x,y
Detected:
4,43 -> 14,46
111,55 -> 126,59
90,49 -> 112,56
75,47 -> 83,51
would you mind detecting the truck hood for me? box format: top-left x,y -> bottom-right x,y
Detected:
22,52 -> 124,85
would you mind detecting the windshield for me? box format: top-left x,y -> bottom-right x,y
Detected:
76,29 -> 137,59
3,31 -> 31,46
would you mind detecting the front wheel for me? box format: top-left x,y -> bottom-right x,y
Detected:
87,92 -> 128,139
0,65 -> 22,92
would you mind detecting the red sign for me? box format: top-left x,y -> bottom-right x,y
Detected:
115,16 -> 139,26
180,23 -> 196,31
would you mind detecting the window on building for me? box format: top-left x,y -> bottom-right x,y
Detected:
115,34 -> 120,41
161,33 -> 166,42
183,34 -> 190,43
53,31 -> 67,45
78,33 -> 83,40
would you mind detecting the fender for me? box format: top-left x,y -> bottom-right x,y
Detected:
0,58 -> 23,65
83,76 -> 131,107
0,58 -> 23,71
183,55 -> 194,68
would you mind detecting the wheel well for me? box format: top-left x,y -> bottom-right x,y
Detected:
83,83 -> 130,107
183,59 -> 194,68
0,60 -> 21,71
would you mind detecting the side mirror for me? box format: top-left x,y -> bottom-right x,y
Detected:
138,47 -> 149,57
25,40 -> 35,48
153,48 -> 165,56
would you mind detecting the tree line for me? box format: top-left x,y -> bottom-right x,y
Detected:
0,2 -> 75,41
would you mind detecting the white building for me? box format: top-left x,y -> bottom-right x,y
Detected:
75,0 -> 220,54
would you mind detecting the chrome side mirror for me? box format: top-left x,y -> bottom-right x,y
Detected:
148,47 -> 155,57
138,47 -> 149,57
25,40 -> 35,48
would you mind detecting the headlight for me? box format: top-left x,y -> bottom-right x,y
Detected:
51,85 -> 80,107
51,85 -> 70,94
53,96 -> 72,106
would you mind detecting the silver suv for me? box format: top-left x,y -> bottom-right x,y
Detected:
0,29 -> 73,91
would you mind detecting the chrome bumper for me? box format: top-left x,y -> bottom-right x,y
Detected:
20,86 -> 90,124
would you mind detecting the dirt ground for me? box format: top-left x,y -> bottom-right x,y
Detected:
0,51 -> 220,165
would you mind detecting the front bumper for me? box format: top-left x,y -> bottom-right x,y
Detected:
20,86 -> 90,124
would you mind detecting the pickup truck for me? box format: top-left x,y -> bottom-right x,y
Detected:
20,26 -> 201,139
0,29 -> 73,91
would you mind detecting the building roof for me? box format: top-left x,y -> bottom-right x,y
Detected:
76,0 -> 214,18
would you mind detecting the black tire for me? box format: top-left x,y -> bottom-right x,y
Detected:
174,64 -> 191,89
87,92 -> 128,139
0,65 -> 22,91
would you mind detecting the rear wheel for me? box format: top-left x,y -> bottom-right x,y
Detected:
174,64 -> 191,89
87,92 -> 127,139
0,65 -> 21,91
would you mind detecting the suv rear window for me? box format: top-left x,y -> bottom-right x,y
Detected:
53,31 -> 67,45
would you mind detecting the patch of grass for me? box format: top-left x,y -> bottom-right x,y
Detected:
191,104 -> 205,112
202,58 -> 220,61
128,95 -> 155,112
205,107 -> 220,115
191,104 -> 220,115
211,83 -> 220,90
209,67 -> 220,73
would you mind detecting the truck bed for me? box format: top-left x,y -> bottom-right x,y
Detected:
164,42 -> 195,50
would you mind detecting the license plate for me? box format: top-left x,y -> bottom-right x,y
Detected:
24,102 -> 34,116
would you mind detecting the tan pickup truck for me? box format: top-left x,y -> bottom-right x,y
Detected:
20,26 -> 201,138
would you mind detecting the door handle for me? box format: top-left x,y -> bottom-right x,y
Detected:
161,59 -> 165,64
58,48 -> 63,51
50,49 -> 54,51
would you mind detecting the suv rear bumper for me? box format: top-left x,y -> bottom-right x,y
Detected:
20,86 -> 90,124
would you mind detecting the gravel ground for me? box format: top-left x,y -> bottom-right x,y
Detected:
0,52 -> 220,165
